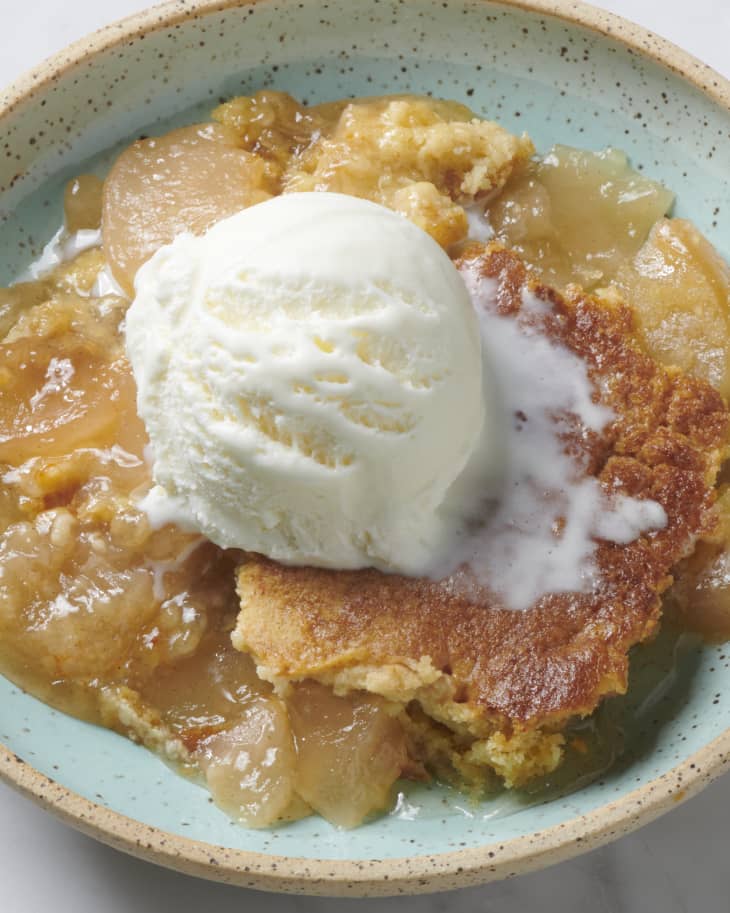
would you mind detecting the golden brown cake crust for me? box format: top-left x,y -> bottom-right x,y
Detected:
234,245 -> 729,730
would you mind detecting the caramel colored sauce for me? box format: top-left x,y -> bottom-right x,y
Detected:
102,124 -> 271,294
674,587 -> 730,643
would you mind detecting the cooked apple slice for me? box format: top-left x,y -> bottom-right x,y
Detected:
287,680 -> 408,828
102,123 -> 271,294
614,218 -> 730,399
199,697 -> 297,827
64,174 -> 104,232
487,145 -> 673,289
0,328 -> 145,465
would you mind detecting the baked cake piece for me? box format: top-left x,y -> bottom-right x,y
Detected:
213,91 -> 534,248
233,244 -> 729,789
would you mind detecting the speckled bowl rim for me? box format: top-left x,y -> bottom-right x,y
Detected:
2,0 -> 730,897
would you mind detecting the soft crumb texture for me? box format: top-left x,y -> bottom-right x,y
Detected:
464,731 -> 565,789
234,243 -> 730,790
99,685 -> 190,764
213,91 -> 533,248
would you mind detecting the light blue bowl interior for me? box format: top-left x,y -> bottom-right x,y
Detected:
1,0 -> 730,861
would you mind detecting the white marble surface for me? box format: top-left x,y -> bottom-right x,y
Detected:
2,0 -> 730,909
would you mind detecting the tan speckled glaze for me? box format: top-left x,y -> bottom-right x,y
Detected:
1,0 -> 730,897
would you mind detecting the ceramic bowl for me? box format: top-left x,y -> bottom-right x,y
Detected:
2,0 -> 730,897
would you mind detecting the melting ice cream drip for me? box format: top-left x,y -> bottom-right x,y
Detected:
447,262 -> 667,611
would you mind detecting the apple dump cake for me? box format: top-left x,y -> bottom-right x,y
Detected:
1,92 -> 730,828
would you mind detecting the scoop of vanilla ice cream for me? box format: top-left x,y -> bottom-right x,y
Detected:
125,192 -> 496,574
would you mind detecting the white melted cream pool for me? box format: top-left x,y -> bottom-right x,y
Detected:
14,224 -> 127,300
444,262 -> 667,610
16,225 -> 103,282
464,204 -> 494,243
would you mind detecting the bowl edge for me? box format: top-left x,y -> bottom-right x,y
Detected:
2,0 -> 730,895
2,731 -> 729,896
